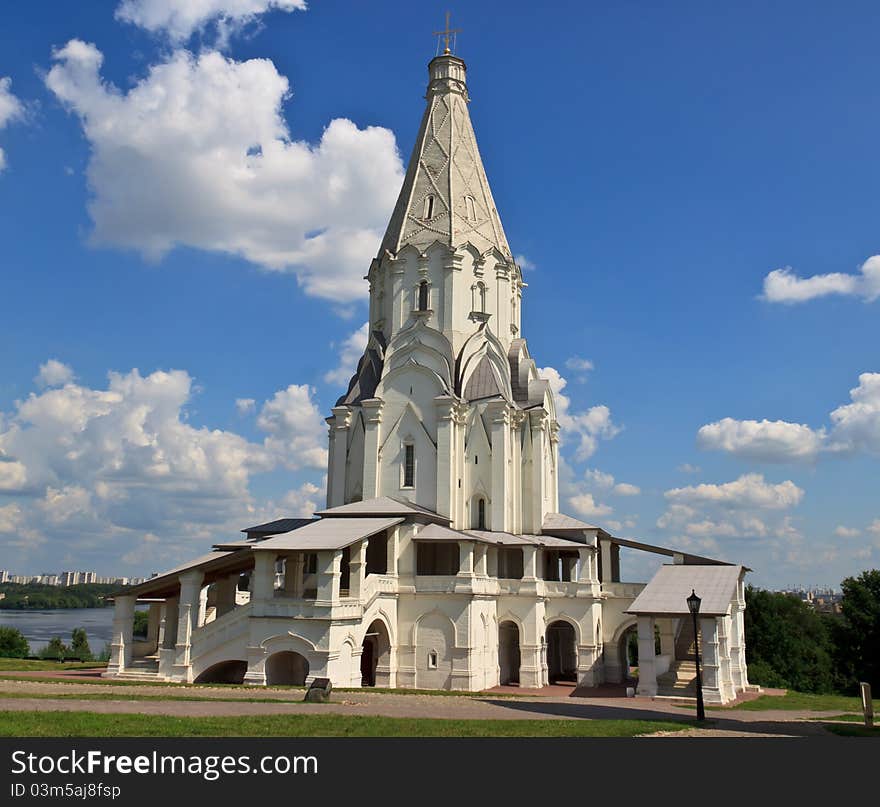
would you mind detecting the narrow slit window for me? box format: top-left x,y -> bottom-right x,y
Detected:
478,498 -> 486,530
423,195 -> 435,219
403,443 -> 415,488
465,195 -> 476,221
418,280 -> 429,311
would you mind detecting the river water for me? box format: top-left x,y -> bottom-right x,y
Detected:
0,608 -> 118,656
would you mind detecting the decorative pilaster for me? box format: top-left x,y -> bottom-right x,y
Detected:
361,398 -> 384,500
435,395 -> 458,520
327,406 -> 352,507
487,400 -> 511,533
529,410 -> 548,533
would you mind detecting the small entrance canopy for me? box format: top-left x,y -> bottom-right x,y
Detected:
626,564 -> 746,617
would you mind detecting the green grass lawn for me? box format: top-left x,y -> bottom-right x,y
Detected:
0,658 -> 107,672
730,691 -> 868,712
0,710 -> 690,738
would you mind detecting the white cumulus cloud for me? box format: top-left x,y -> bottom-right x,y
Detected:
698,373 -> 880,462
0,76 -> 24,173
256,384 -> 328,469
539,366 -> 620,461
656,473 -> 804,544
45,41 -> 404,304
762,255 -> 880,304
116,0 -> 307,45
697,417 -> 824,462
323,321 -> 369,387
35,359 -> 75,388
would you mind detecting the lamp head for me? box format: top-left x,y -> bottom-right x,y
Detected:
687,589 -> 701,615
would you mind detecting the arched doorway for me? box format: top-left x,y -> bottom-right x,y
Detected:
361,619 -> 391,687
194,660 -> 247,684
546,621 -> 578,683
265,651 -> 309,686
498,621 -> 521,685
618,623 -> 639,683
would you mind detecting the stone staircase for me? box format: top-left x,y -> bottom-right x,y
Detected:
657,659 -> 697,696
117,656 -> 160,681
656,618 -> 702,697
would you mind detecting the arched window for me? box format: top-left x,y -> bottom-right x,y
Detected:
464,195 -> 476,221
402,442 -> 415,488
418,280 -> 429,311
423,195 -> 435,219
471,282 -> 487,314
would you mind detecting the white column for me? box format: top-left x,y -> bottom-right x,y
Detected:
635,615 -> 657,697
349,539 -> 367,601
509,412 -> 523,534
577,547 -> 593,583
549,421 -> 560,514
474,543 -> 488,576
283,554 -> 304,598
146,602 -> 162,653
197,586 -> 209,628
457,541 -> 474,576
599,539 -> 613,584
328,406 -> 352,507
386,525 -> 399,576
487,401 -> 511,533
250,552 -> 276,602
529,411 -> 547,533
700,616 -> 723,703
105,594 -> 136,676
214,573 -> 238,616
173,570 -> 204,682
361,398 -> 383,500
316,549 -> 341,604
435,396 -> 457,520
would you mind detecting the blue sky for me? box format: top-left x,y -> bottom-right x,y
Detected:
1,1 -> 879,588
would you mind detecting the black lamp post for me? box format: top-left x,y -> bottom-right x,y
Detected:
686,589 -> 706,721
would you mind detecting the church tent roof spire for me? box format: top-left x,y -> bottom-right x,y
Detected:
378,43 -> 512,259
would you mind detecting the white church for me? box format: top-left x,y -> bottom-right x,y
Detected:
107,44 -> 753,704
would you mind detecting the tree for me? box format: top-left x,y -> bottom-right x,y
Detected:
744,586 -> 835,693
0,626 -> 30,658
40,636 -> 68,661
832,569 -> 880,693
69,628 -> 92,661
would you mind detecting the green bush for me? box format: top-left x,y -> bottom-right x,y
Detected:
69,628 -> 92,661
39,637 -> 69,661
133,609 -> 149,638
0,626 -> 30,658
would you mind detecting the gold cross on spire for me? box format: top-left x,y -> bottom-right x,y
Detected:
433,11 -> 461,55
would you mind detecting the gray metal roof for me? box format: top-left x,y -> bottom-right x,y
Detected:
315,496 -> 449,523
543,513 -> 599,532
252,516 -> 403,552
241,517 -> 316,536
126,550 -> 248,598
464,529 -> 586,549
626,565 -> 745,617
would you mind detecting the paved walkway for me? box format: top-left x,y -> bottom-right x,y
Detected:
0,678 -> 845,736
